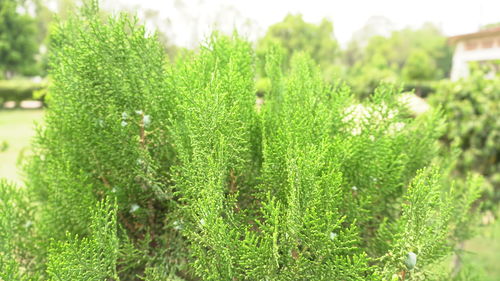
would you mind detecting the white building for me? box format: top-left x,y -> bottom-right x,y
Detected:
449,27 -> 500,81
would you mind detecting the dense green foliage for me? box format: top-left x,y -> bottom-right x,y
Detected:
46,198 -> 120,280
0,180 -> 35,280
430,64 -> 500,209
0,6 -> 484,281
0,0 -> 39,78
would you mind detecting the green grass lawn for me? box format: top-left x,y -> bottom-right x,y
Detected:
0,109 -> 43,184
0,109 -> 499,278
460,221 -> 500,280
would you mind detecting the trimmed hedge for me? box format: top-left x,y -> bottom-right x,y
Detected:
0,79 -> 45,107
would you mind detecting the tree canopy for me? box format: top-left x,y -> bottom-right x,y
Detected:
256,14 -> 340,81
0,0 -> 39,78
402,49 -> 437,82
345,23 -> 452,97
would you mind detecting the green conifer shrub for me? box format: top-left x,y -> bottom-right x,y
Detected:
0,180 -> 35,281
46,198 -> 119,280
1,3 -> 483,280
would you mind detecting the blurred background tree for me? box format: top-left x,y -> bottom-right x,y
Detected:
344,22 -> 452,98
429,62 -> 500,211
401,49 -> 437,95
255,14 -> 340,90
480,22 -> 500,30
0,0 -> 39,79
254,16 -> 452,100
402,50 -> 437,82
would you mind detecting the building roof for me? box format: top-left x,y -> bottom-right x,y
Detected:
448,27 -> 500,44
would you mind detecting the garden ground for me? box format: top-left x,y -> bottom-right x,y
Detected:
0,109 -> 498,279
0,109 -> 43,184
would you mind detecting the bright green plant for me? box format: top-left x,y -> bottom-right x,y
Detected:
24,2 -> 185,278
0,3 -> 484,280
0,180 -> 35,281
46,198 -> 119,280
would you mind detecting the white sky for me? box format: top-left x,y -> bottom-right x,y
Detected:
100,0 -> 500,48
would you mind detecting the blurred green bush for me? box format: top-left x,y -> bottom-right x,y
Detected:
0,79 -> 45,107
255,77 -> 271,97
403,81 -> 438,98
429,63 -> 500,210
